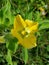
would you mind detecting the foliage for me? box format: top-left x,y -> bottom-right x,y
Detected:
0,0 -> 49,65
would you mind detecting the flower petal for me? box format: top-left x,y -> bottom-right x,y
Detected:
14,15 -> 26,31
19,34 -> 37,49
25,22 -> 38,33
25,20 -> 33,27
11,29 -> 37,49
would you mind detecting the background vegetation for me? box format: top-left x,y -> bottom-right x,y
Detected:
0,0 -> 49,65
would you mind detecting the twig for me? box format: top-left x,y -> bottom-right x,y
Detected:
12,54 -> 24,63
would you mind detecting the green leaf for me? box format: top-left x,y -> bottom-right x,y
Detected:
25,12 -> 33,20
47,45 -> 49,52
6,50 -> 13,65
5,34 -> 18,52
31,63 -> 34,65
3,0 -> 14,25
39,19 -> 49,24
22,48 -> 28,64
8,38 -> 18,52
39,22 -> 49,30
35,11 -> 42,22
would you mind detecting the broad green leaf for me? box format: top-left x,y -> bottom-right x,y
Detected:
5,34 -> 18,52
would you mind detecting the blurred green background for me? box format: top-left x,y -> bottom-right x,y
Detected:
0,0 -> 49,65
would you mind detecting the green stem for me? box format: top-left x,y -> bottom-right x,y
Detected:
24,48 -> 28,64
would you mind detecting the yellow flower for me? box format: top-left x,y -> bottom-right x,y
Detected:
39,7 -> 44,12
11,15 -> 38,49
39,7 -> 46,16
